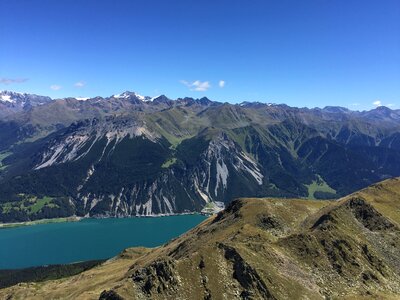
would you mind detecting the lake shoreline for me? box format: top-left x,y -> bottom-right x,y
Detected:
0,211 -> 212,229
0,216 -> 83,229
0,214 -> 207,269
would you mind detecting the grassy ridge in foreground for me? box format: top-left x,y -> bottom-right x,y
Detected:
1,178 -> 399,299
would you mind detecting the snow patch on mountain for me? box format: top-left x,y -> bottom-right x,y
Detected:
1,95 -> 15,103
113,93 -> 130,99
113,91 -> 147,101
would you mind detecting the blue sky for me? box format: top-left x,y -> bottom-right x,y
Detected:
0,0 -> 399,110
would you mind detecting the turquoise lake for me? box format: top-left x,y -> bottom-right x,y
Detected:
0,215 -> 207,269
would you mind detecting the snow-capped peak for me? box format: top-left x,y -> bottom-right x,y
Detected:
1,94 -> 16,103
0,90 -> 23,103
0,90 -> 24,96
135,93 -> 146,101
76,97 -> 90,101
150,95 -> 161,102
112,91 -> 149,101
113,92 -> 130,99
0,90 -> 52,109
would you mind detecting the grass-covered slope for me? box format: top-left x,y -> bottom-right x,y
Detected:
1,178 -> 399,299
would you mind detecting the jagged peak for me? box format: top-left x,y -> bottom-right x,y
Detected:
151,94 -> 171,103
322,106 -> 350,113
238,101 -> 278,108
0,90 -> 52,104
0,90 -> 25,96
112,91 -> 150,101
198,96 -> 212,103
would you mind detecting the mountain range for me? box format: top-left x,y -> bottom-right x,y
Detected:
1,90 -> 400,222
1,178 -> 399,299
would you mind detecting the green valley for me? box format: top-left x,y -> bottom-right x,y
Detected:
306,175 -> 336,199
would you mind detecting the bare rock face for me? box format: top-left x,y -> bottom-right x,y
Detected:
132,260 -> 178,296
219,243 -> 276,299
346,197 -> 396,231
99,290 -> 125,300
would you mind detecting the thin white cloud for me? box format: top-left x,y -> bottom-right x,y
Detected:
180,80 -> 211,92
0,78 -> 28,85
350,103 -> 360,106
373,100 -> 382,107
50,84 -> 62,91
74,81 -> 86,88
372,100 -> 396,108
219,80 -> 225,88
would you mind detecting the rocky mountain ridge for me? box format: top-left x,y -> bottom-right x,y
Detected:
0,90 -> 400,221
0,90 -> 52,117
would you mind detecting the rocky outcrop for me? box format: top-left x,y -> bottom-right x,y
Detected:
219,243 -> 276,299
131,260 -> 178,296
